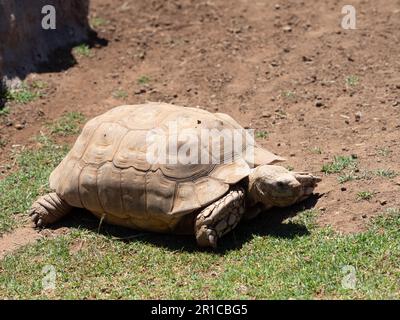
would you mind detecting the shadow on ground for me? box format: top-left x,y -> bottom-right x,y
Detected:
50,194 -> 321,255
23,31 -> 108,78
0,30 -> 108,108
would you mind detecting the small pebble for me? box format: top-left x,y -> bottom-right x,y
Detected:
134,88 -> 146,95
341,187 -> 347,191
282,25 -> 292,32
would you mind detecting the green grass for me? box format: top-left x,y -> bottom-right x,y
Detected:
0,106 -> 10,116
337,170 -> 374,184
322,155 -> 357,174
0,140 -> 399,299
281,90 -> 296,99
345,75 -> 359,87
310,147 -> 322,155
255,130 -> 268,139
376,147 -> 392,157
338,172 -> 356,184
0,138 -> 7,149
30,80 -> 48,90
90,17 -> 109,28
0,209 -> 399,299
4,84 -> 40,104
137,76 -> 150,85
375,169 -> 397,179
0,136 -> 68,233
112,89 -> 128,100
73,44 -> 91,57
357,191 -> 374,201
49,112 -> 86,136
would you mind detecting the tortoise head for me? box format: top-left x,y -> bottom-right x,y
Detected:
248,165 -> 321,207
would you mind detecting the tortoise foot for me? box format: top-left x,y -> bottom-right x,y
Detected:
29,193 -> 72,227
195,188 -> 245,248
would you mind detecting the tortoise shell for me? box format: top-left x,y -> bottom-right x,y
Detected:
49,103 -> 283,232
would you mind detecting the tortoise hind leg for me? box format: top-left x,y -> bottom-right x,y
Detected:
195,187 -> 246,248
29,193 -> 72,227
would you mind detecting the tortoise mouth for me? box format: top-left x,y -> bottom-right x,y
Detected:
266,184 -> 301,206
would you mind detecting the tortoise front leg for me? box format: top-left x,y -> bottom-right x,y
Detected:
195,188 -> 246,248
29,193 -> 72,227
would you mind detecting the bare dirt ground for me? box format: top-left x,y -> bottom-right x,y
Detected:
0,226 -> 40,259
1,0 -> 400,243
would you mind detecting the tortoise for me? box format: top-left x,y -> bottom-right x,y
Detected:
29,103 -> 321,248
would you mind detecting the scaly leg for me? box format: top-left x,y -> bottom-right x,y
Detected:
195,188 -> 246,248
29,193 -> 72,227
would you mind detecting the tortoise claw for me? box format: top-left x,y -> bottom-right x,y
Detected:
30,213 -> 39,223
37,218 -> 43,227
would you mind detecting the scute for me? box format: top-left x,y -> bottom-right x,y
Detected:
120,167 -> 147,216
79,164 -> 103,213
210,158 -> 251,184
146,169 -> 176,215
172,181 -> 200,214
82,122 -> 128,165
194,177 -> 230,207
160,163 -> 213,180
113,130 -> 151,170
97,162 -> 124,215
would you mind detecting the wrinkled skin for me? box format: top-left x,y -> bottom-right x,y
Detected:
248,165 -> 321,208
